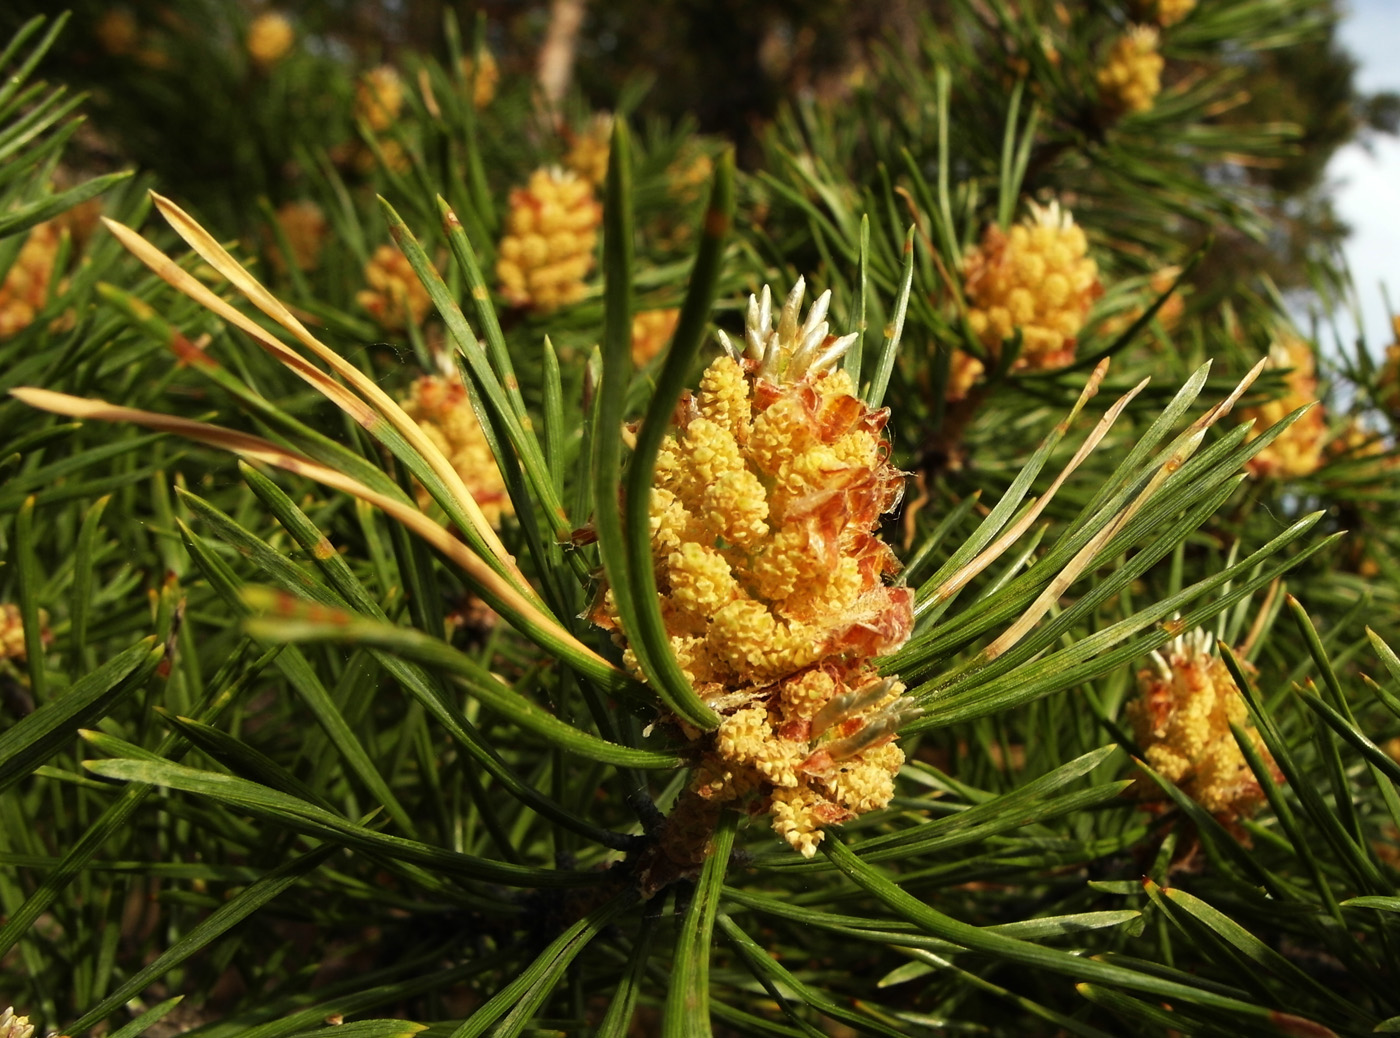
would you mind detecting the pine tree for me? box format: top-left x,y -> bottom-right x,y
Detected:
2,4 -> 1399,1036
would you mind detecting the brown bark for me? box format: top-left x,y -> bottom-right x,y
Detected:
538,0 -> 588,113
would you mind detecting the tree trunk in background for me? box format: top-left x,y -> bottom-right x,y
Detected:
539,0 -> 587,114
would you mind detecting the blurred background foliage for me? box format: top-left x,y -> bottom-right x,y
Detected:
7,0 -> 1396,285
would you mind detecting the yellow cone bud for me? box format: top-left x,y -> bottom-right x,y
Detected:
1096,25 -> 1164,116
602,280 -> 917,858
247,11 -> 294,69
1,604 -> 49,664
565,113 -> 613,188
0,222 -> 62,340
945,349 -> 986,402
400,375 -> 512,527
267,200 -> 327,274
496,167 -> 601,311
668,149 -> 714,205
356,244 -> 432,331
356,65 -> 404,132
631,308 -> 680,367
962,200 -> 1101,379
1137,0 -> 1196,27
459,50 -> 499,109
1128,628 -> 1280,826
1238,335 -> 1326,480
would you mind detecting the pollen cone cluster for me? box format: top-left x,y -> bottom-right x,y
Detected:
1127,629 -> 1280,826
268,200 -> 327,274
357,244 -> 432,331
247,11 -> 294,69
459,50 -> 499,109
496,167 -> 601,310
400,374 -> 512,527
1096,26 -> 1164,117
1,603 -> 48,663
954,200 -> 1101,395
356,65 -> 404,132
0,221 -> 61,339
1327,417 -> 1387,469
608,280 -> 916,859
353,138 -> 411,176
649,148 -> 714,252
1239,335 -> 1326,480
564,113 -> 613,188
630,307 -> 680,367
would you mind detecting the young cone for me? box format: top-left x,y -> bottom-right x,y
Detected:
496,167 -> 601,310
602,279 -> 916,860
1239,335 -> 1326,480
400,373 -> 513,527
357,244 -> 432,331
0,222 -> 62,339
1128,628 -> 1281,827
0,603 -> 45,663
956,199 -> 1102,392
1097,26 -> 1164,117
247,11 -> 294,69
355,65 -> 404,132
